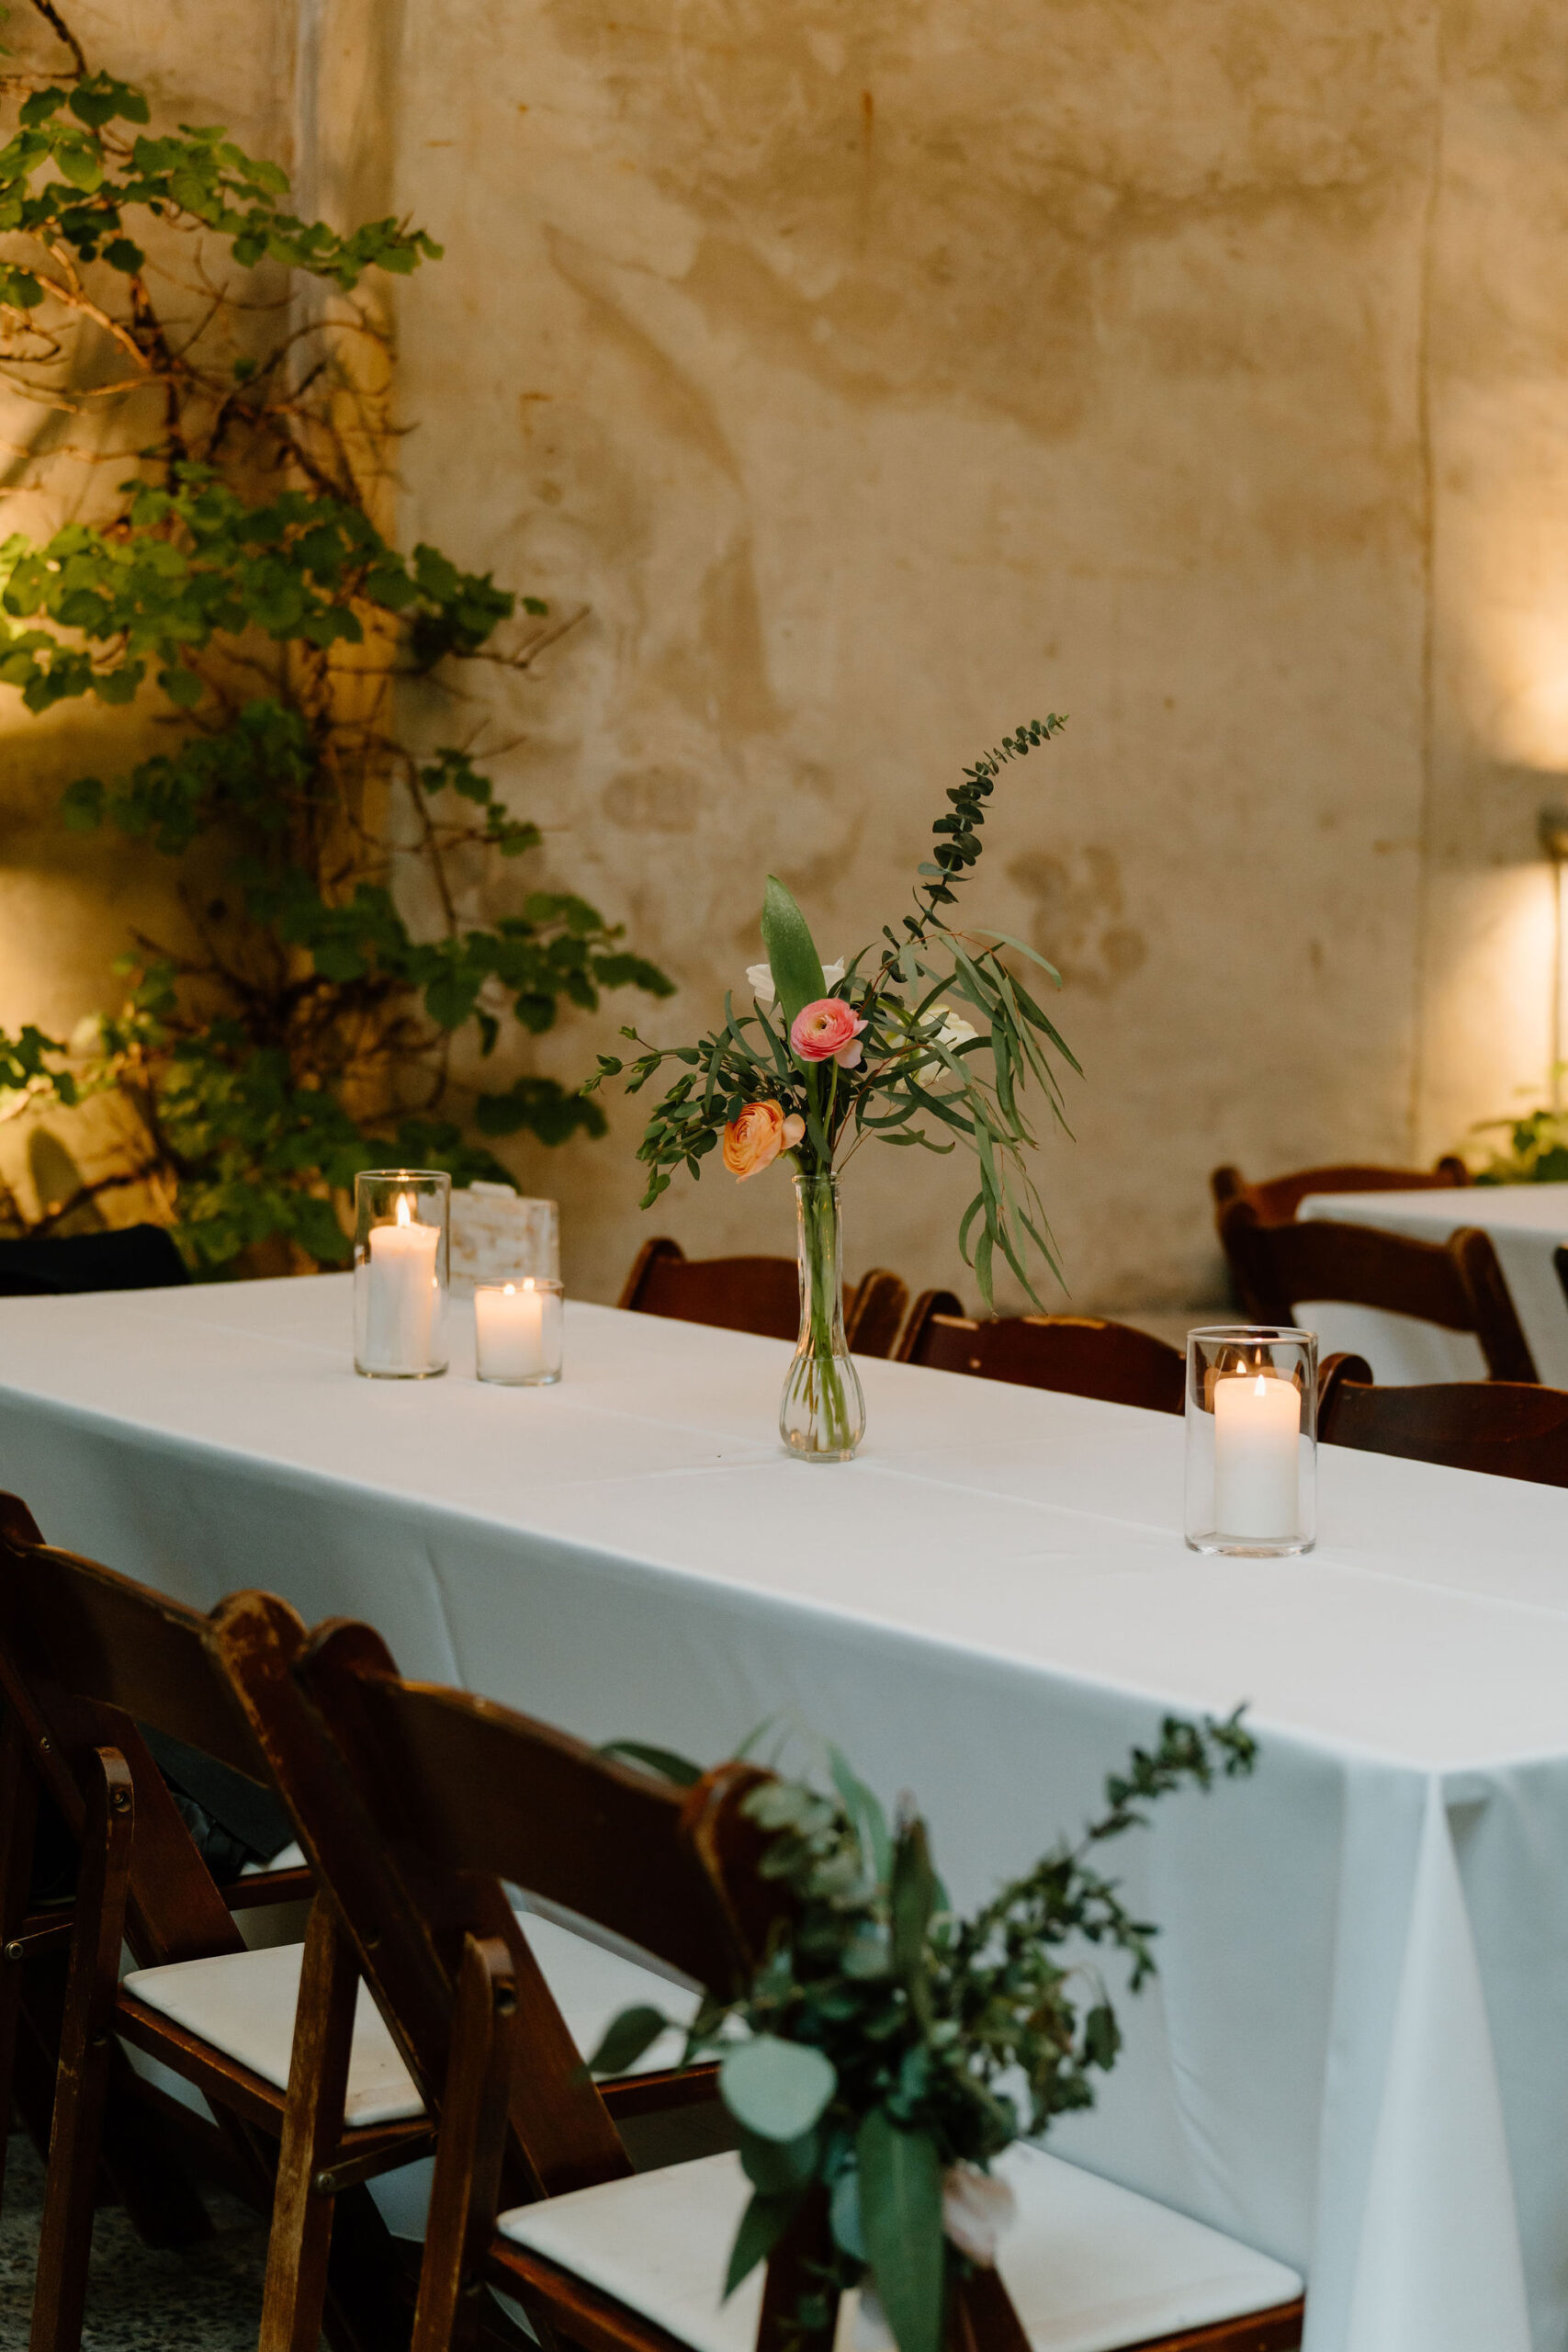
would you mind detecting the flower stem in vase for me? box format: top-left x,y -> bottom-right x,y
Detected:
781,1173 -> 866,1462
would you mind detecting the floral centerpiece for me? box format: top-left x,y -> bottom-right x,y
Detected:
593,1709 -> 1258,2352
588,719 -> 1077,1458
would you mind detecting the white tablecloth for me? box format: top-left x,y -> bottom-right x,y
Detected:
1296,1183 -> 1568,1387
1,1276 -> 1566,2352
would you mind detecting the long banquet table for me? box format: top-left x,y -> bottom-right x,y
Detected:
0,1273 -> 1566,2352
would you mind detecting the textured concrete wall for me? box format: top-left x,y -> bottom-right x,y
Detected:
385,0 -> 1441,1308
2,0 -> 1564,1309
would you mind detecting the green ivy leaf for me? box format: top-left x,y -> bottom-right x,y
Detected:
158,663 -> 204,709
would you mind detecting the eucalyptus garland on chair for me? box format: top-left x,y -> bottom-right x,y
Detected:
592,1710 -> 1259,2352
587,719 -> 1077,1458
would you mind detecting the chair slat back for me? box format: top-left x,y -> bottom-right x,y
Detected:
1217,1204 -> 1538,1381
843,1267 -> 909,1359
621,1238 -> 798,1340
618,1238 -> 909,1357
0,1494 -> 288,1964
213,1600 -> 774,2198
897,1303 -> 1185,1414
1210,1157 -> 1468,1227
1318,1351 -> 1568,1483
304,1623 -> 757,1989
0,1500 -> 269,1782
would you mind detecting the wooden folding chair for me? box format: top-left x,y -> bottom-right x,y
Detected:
618,1238 -> 909,1358
1209,1157 -> 1468,1228
1317,1351 -> 1568,1485
896,1295 -> 1186,1415
0,1498 -> 705,2352
229,1603 -> 1304,2352
1215,1200 -> 1537,1383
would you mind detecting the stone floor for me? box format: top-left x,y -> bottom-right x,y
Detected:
0,2135 -> 267,2350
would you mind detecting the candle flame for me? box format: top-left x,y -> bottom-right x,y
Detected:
523,1276 -> 535,1292
395,1192 -> 412,1227
1253,1373 -> 1268,1396
503,1283 -> 515,1295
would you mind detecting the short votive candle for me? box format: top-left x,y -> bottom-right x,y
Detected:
474,1277 -> 564,1386
1184,1326 -> 1316,1556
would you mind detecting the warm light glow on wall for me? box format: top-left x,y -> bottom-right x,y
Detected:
1483,613 -> 1568,773
1419,863 -> 1557,1152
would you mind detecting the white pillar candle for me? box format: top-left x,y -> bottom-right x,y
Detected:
1213,1369 -> 1301,1539
475,1278 -> 561,1382
364,1193 -> 440,1373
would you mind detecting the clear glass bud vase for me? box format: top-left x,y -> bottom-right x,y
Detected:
781,1173 -> 866,1463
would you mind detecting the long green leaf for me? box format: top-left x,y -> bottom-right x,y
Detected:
724,2186 -> 807,2297
856,2109 -> 945,2352
585,2004 -> 670,2075
598,1739 -> 702,1786
761,875 -> 828,1032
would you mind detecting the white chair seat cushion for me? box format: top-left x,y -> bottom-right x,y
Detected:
497,2143 -> 1303,2352
121,1912 -> 699,2132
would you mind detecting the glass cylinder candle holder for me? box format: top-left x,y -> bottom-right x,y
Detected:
474,1278 -> 564,1386
354,1170 -> 450,1379
1185,1326 -> 1317,1556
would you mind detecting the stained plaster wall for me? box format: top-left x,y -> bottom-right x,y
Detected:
1,0 -> 1562,1309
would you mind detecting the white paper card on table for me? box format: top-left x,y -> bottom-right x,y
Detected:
450,1185 -> 559,1295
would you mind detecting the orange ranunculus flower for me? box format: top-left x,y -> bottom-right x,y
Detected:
722,1101 -> 806,1181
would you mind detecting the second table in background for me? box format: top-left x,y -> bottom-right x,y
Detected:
1295,1181 -> 1568,1385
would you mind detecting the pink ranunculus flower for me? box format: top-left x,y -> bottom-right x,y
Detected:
722,1101 -> 806,1181
791,997 -> 868,1069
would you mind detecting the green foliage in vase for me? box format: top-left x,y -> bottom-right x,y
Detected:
588,720 -> 1076,1307
593,1712 -> 1259,2352
0,2 -> 671,1270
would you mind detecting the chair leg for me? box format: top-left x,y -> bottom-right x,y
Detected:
258,1894 -> 360,2352
28,1747 -> 134,2352
411,1933 -> 519,2352
759,2187 -> 840,2352
947,2266 -> 1032,2352
0,1707 -> 39,2219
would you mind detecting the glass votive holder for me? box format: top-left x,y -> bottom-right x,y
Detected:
354,1170 -> 450,1379
1185,1326 -> 1317,1556
474,1277 -> 564,1387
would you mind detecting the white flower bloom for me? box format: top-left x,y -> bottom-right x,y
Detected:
746,957 -> 845,1006
942,2161 -> 1016,2265
68,1013 -> 107,1058
933,1006 -> 979,1051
